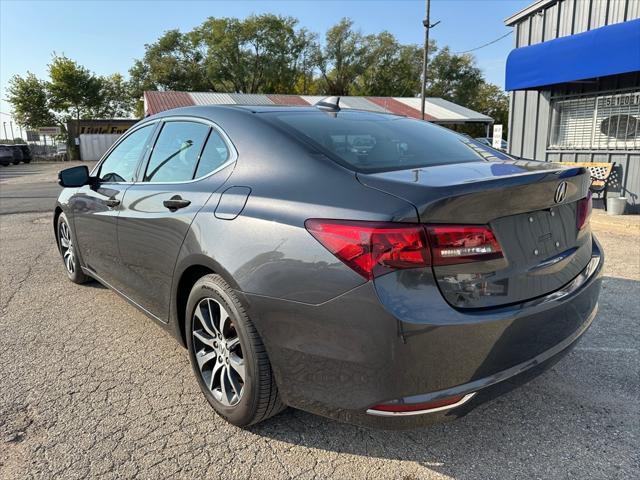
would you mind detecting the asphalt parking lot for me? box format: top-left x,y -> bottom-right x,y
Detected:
1,162 -> 639,479
0,161 -> 86,215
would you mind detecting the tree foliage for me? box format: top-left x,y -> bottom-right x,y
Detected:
48,54 -> 103,123
422,47 -> 509,136
473,82 -> 509,132
312,18 -> 367,96
92,73 -> 137,118
130,15 -> 317,95
6,73 -> 55,129
353,33 -> 426,97
128,16 -> 507,130
198,15 -> 316,93
6,55 -> 134,132
6,15 -> 509,136
129,29 -> 209,98
424,47 -> 484,109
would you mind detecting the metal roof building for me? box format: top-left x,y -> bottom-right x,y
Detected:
143,91 -> 493,128
504,0 -> 640,212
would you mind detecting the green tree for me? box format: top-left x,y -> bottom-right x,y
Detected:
130,15 -> 316,96
425,47 -> 484,108
126,15 -> 510,128
5,72 -> 55,129
353,33 -> 425,97
129,29 -> 210,98
91,73 -> 136,118
47,54 -> 103,158
292,29 -> 319,94
474,82 -> 509,137
48,54 -> 103,127
313,18 -> 368,96
195,14 -> 316,93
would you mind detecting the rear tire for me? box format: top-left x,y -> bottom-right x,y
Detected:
57,212 -> 90,284
186,274 -> 286,427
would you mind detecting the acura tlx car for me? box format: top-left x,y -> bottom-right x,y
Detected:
54,100 -> 603,429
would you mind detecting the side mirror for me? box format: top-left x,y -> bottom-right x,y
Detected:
58,165 -> 91,187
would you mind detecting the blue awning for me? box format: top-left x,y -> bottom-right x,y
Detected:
505,19 -> 640,91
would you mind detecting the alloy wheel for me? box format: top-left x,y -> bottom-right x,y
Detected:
59,221 -> 75,274
192,297 -> 246,406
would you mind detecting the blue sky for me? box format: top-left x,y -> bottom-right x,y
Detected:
0,0 -> 530,120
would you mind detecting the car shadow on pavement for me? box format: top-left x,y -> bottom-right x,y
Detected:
248,276 -> 639,479
83,280 -> 107,289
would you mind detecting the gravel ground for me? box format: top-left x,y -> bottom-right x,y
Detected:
0,189 -> 638,478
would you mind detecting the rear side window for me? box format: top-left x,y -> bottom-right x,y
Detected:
144,121 -> 210,182
268,111 -> 496,173
194,129 -> 230,178
99,124 -> 154,182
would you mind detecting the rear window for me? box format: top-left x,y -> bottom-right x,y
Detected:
268,111 -> 498,172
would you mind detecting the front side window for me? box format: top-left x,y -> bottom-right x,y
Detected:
144,121 -> 210,182
98,124 -> 154,182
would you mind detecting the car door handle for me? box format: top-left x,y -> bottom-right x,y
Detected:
163,196 -> 191,211
105,198 -> 120,208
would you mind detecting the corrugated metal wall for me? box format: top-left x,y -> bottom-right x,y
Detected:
79,134 -> 121,161
507,0 -> 640,211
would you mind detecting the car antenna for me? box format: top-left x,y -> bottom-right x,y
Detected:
315,96 -> 341,112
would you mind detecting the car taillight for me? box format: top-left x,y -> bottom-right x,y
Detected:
304,219 -> 430,280
305,219 -> 504,279
576,192 -> 592,230
426,225 -> 503,266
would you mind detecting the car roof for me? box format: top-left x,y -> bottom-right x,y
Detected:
231,104 -> 320,114
148,104 -> 404,120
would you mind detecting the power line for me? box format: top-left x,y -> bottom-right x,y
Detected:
454,31 -> 512,54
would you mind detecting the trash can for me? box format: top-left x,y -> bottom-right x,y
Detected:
607,197 -> 627,215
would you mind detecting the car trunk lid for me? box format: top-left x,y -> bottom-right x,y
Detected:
357,160 -> 593,308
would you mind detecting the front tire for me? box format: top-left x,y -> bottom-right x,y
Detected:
186,274 -> 285,427
57,212 -> 90,284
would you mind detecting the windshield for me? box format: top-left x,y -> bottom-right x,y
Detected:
267,110 -> 501,173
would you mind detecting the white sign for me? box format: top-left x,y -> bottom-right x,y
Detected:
38,126 -> 60,136
492,124 -> 503,149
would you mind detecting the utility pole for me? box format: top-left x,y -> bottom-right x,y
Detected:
9,121 -> 14,140
420,0 -> 439,120
2,122 -> 7,140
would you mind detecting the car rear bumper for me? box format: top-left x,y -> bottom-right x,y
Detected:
243,236 -> 603,429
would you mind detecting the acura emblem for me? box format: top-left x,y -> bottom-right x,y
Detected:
554,181 -> 568,204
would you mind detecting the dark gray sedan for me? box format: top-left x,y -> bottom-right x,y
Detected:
54,103 -> 603,428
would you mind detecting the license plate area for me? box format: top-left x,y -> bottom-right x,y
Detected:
491,203 -> 578,268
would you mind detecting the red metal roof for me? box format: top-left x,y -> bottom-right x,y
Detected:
366,97 -> 437,121
142,91 -> 491,123
145,91 -> 194,116
267,94 -> 310,106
